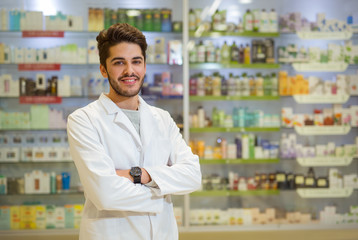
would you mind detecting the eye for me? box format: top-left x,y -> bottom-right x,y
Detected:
133,60 -> 142,65
114,61 -> 124,65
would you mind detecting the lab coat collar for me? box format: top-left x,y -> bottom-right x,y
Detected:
98,93 -> 157,152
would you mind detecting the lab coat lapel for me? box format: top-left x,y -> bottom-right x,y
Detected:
138,97 -> 156,157
99,94 -> 142,147
113,110 -> 142,146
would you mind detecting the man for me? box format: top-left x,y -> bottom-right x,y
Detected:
67,23 -> 201,240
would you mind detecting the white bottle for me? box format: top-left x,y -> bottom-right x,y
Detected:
243,9 -> 253,31
269,9 -> 278,32
189,9 -> 196,31
206,41 -> 216,63
197,41 -> 206,63
259,9 -> 269,32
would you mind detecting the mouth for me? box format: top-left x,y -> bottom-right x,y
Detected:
119,76 -> 139,85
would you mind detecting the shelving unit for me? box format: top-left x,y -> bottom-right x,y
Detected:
0,0 -> 358,239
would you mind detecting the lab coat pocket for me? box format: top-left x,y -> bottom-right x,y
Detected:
80,218 -> 119,240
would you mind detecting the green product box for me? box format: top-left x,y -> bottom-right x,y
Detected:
46,205 -> 56,229
64,205 -> 74,229
0,206 -> 11,230
30,105 -> 49,129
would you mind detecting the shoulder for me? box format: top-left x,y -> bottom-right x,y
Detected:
68,100 -> 103,123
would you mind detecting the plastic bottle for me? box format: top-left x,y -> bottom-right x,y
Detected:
230,41 -> 239,62
221,41 -> 231,64
252,9 -> 260,32
206,41 -> 216,62
259,9 -> 269,32
243,9 -> 253,31
197,41 -> 206,63
189,43 -> 197,63
269,9 -> 278,32
244,43 -> 251,64
239,44 -> 245,63
189,9 -> 196,31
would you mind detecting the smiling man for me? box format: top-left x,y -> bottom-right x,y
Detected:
66,23 -> 201,240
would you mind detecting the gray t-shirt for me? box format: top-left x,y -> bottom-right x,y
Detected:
121,108 -> 140,135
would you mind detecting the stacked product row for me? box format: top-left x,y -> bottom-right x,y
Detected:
189,205 -> 358,226
0,205 -> 183,230
201,167 -> 358,191
189,72 -> 278,97
190,106 -> 280,128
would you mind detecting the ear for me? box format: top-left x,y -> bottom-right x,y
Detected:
100,64 -> 108,78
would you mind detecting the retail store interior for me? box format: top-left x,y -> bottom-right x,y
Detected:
0,0 -> 358,239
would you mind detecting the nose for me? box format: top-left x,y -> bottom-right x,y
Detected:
123,63 -> 134,76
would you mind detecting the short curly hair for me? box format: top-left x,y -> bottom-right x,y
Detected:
96,23 -> 147,67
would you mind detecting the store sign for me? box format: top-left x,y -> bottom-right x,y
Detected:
22,31 -> 64,38
18,64 -> 61,71
19,96 -> 62,104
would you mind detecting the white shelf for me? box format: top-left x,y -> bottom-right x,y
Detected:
294,126 -> 351,135
297,31 -> 352,40
2,224 -> 357,236
293,94 -> 349,104
297,188 -> 354,198
292,62 -> 348,72
296,157 -> 354,166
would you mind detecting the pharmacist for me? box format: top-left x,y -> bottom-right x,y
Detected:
67,23 -> 201,240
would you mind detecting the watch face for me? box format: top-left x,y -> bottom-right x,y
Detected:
130,167 -> 141,177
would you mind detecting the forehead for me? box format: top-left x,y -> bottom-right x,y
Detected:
108,42 -> 143,60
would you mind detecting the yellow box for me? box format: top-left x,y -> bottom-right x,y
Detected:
10,206 -> 20,229
20,205 -> 36,229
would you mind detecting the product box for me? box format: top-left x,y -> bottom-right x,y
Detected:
54,207 -> 65,229
20,205 -> 36,229
3,147 -> 20,162
10,206 -> 20,229
167,40 -> 182,65
73,204 -> 83,229
348,75 -> 358,95
281,107 -> 293,127
0,206 -> 10,230
351,106 -> 358,126
35,205 -> 46,229
64,205 -> 74,229
46,205 -> 56,229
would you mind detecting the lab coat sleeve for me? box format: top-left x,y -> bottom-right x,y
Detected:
144,111 -> 202,196
67,110 -> 164,213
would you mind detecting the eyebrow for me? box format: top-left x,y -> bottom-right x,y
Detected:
110,56 -> 144,62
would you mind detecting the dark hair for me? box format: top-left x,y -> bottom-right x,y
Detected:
96,23 -> 147,67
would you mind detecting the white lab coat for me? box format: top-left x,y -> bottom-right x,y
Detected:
67,93 -> 201,240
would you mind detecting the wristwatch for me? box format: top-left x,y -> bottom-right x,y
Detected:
130,167 -> 142,184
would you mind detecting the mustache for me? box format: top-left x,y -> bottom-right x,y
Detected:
118,74 -> 140,81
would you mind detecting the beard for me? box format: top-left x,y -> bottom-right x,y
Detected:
106,71 -> 144,98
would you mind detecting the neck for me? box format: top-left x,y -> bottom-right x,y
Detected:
106,92 -> 139,110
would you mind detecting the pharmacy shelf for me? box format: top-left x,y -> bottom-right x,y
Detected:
296,31 -> 352,40
292,62 -> 348,72
190,63 -> 280,70
4,191 -> 83,196
200,158 -> 280,164
184,223 -> 358,232
0,161 -> 73,164
0,229 -> 79,237
189,31 -> 280,38
296,188 -> 354,198
296,156 -> 355,167
293,94 -> 350,104
294,126 -> 351,135
190,127 -> 280,133
141,95 -> 183,100
0,128 -> 67,131
1,224 -> 358,237
191,190 -> 280,197
189,96 -> 280,101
